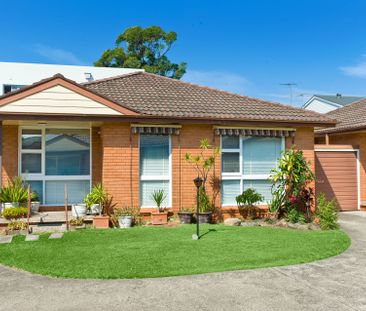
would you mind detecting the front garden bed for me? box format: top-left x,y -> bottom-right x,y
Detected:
0,225 -> 350,279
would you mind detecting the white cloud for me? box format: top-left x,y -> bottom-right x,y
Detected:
340,55 -> 366,77
33,44 -> 85,65
182,70 -> 249,94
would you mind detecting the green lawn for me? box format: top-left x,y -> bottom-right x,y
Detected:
0,225 -> 350,279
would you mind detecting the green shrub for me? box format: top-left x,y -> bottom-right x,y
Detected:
315,193 -> 339,230
69,218 -> 84,226
2,207 -> 28,219
236,188 -> 264,219
0,177 -> 37,203
286,208 -> 306,224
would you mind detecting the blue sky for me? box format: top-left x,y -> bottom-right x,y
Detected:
1,0 -> 366,106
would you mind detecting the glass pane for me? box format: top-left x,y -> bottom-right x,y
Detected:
222,152 -> 240,173
243,137 -> 282,175
22,129 -> 42,149
222,136 -> 239,149
243,180 -> 272,202
221,180 -> 241,205
45,129 -> 90,175
140,135 -> 169,177
45,180 -> 90,205
21,153 -> 41,173
24,181 -> 43,204
140,180 -> 170,207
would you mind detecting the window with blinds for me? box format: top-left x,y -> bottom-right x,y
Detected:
139,134 -> 171,208
221,136 -> 283,205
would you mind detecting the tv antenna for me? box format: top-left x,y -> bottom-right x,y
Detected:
280,83 -> 297,105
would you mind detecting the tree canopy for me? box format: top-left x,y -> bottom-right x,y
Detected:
94,26 -> 187,79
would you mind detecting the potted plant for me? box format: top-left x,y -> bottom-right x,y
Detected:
150,189 -> 168,225
72,203 -> 87,218
114,206 -> 139,228
197,188 -> 213,224
178,207 -> 194,224
0,177 -> 29,208
30,192 -> 41,214
83,191 -> 101,215
88,184 -> 114,229
2,207 -> 28,219
236,188 -> 264,220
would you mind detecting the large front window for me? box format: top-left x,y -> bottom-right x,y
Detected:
139,134 -> 171,208
221,135 -> 283,206
20,127 -> 91,205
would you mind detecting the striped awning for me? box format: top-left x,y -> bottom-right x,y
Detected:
214,128 -> 296,137
131,125 -> 181,135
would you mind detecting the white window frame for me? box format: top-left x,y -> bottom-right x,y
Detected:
220,135 -> 285,206
18,125 -> 92,206
138,134 -> 172,208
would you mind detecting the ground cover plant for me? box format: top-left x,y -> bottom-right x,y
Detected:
0,225 -> 350,279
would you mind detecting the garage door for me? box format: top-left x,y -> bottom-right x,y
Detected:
315,150 -> 359,211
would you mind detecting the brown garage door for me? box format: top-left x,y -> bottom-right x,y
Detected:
315,150 -> 358,211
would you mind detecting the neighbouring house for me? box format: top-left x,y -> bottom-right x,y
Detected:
0,62 -> 143,96
303,94 -> 365,114
0,72 -> 335,216
314,98 -> 366,212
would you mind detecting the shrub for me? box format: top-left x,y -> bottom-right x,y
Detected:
7,220 -> 27,231
2,207 -> 28,219
69,218 -> 84,226
236,188 -> 264,219
84,184 -> 107,211
286,208 -> 306,224
0,177 -> 37,203
113,206 -> 142,225
315,193 -> 339,230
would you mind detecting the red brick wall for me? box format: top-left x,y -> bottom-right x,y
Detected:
100,123 -> 314,214
2,125 -> 18,185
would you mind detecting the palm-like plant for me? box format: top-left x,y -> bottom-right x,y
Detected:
151,189 -> 167,213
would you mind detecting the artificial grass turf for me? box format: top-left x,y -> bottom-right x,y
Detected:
0,225 -> 350,279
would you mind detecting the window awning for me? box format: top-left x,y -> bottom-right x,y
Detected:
131,124 -> 181,135
214,127 -> 296,137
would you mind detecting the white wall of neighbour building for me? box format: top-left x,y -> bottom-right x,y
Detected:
0,62 -> 143,96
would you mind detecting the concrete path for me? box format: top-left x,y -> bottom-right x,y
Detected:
0,212 -> 365,311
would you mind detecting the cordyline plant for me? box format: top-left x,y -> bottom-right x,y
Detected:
185,138 -> 220,212
269,146 -> 315,219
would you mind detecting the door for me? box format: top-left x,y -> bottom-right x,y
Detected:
315,150 -> 359,211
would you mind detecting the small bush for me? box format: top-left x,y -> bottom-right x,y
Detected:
236,188 -> 263,219
7,220 -> 27,231
69,218 -> 84,226
2,207 -> 28,219
315,193 -> 339,230
286,208 -> 306,224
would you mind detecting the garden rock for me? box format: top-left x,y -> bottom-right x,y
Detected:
224,218 -> 241,226
308,223 -> 321,230
287,223 -> 309,230
0,236 -> 12,244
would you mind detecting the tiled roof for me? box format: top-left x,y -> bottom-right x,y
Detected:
315,94 -> 365,106
316,98 -> 366,134
84,72 -> 335,124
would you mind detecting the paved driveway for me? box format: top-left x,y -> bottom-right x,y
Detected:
1,212 -> 365,311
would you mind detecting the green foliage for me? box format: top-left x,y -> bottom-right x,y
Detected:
198,188 -> 211,212
94,25 -> 186,79
114,206 -> 140,217
84,184 -> 107,212
269,147 -> 315,216
236,188 -> 264,207
151,189 -> 167,212
2,207 -> 28,219
236,188 -> 264,219
267,190 -> 285,215
315,193 -> 339,230
7,220 -> 27,231
179,207 -> 194,213
286,208 -> 306,224
0,177 -> 36,203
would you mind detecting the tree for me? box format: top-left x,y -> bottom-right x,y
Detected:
94,26 -> 187,79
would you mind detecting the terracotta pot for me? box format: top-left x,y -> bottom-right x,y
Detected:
178,212 -> 193,224
93,215 -> 110,228
151,212 -> 168,225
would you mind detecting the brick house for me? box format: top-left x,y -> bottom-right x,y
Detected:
0,72 -> 334,215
